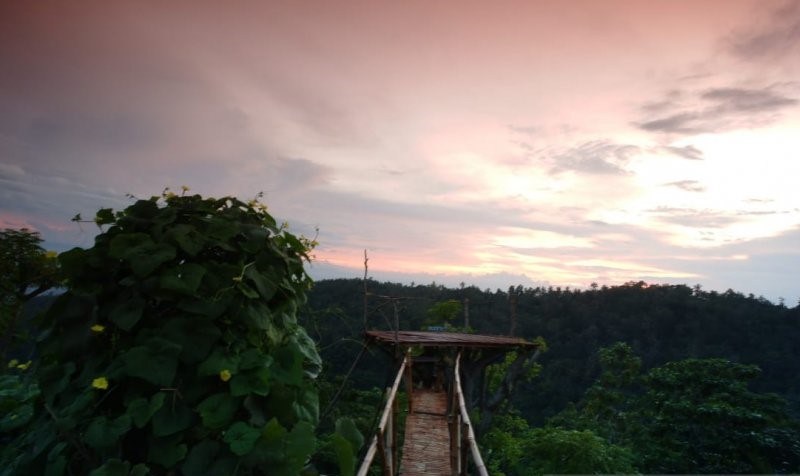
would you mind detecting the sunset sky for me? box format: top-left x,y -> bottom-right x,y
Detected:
1,1 -> 799,302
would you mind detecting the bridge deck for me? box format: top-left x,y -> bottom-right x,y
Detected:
400,389 -> 450,476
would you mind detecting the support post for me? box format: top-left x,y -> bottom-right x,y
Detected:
450,408 -> 460,476
405,351 -> 414,414
460,421 -> 469,476
393,299 -> 400,358
376,427 -> 391,476
391,396 -> 398,475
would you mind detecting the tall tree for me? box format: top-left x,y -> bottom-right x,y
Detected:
637,358 -> 800,473
0,228 -> 59,360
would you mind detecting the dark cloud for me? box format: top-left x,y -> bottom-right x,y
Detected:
647,206 -> 793,230
729,0 -> 800,60
549,140 -> 639,175
639,112 -> 700,134
664,180 -> 706,193
674,225 -> 800,303
636,85 -> 797,134
648,207 -> 740,228
702,87 -> 798,113
661,144 -> 704,160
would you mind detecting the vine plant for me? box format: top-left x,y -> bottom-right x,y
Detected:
1,191 -> 324,475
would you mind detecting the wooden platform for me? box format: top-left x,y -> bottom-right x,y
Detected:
400,390 -> 450,476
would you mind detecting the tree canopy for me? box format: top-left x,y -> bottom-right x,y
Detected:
0,228 -> 59,360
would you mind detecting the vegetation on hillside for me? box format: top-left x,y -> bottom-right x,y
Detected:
302,278 -> 800,474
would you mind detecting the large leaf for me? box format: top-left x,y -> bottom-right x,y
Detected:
271,345 -> 303,386
109,233 -> 176,277
56,247 -> 87,279
44,442 -> 68,476
332,418 -> 364,476
292,387 -> 319,424
244,265 -> 277,300
284,421 -> 316,474
223,421 -> 261,456
127,393 -> 166,428
151,402 -> 194,437
88,459 -> 131,476
162,318 -> 220,364
331,435 -> 355,476
108,233 -> 150,259
148,435 -> 187,468
197,350 -> 240,377
196,393 -> 240,429
230,367 -> 270,397
238,349 -> 273,371
85,415 -> 132,450
165,224 -> 204,256
335,417 -> 364,452
122,338 -> 182,386
108,297 -> 145,331
95,208 -> 115,225
176,297 -> 229,319
159,263 -> 207,295
181,441 -> 221,476
241,302 -> 273,331
292,329 -> 322,379
243,395 -> 267,427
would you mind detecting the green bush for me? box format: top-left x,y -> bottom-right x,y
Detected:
1,191 -> 322,476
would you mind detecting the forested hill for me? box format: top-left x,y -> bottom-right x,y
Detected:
300,279 -> 800,423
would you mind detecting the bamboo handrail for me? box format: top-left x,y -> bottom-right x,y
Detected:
356,350 -> 410,476
454,351 -> 489,476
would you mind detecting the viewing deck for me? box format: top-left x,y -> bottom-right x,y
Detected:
400,390 -> 450,476
357,331 -> 535,476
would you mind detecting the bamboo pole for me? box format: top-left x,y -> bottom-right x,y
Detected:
356,351 -> 410,476
454,352 -> 489,476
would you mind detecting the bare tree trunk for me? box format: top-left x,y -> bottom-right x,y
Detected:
508,287 -> 518,336
363,249 -> 368,330
463,297 -> 470,329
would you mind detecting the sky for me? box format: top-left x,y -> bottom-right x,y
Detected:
1,0 -> 799,302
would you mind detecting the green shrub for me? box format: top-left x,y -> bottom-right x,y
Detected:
1,191 -> 321,476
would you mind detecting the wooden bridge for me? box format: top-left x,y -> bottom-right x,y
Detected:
356,331 -> 536,476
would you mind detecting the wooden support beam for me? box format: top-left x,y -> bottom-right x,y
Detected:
376,426 -> 391,476
405,351 -> 414,414
391,396 -> 398,475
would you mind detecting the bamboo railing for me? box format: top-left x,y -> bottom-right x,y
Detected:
451,351 -> 489,476
356,349 -> 489,476
356,350 -> 412,476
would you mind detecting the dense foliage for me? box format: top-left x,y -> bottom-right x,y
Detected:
301,278 -> 800,474
548,343 -> 800,474
0,228 -> 59,361
1,192 -> 325,476
303,279 -> 800,419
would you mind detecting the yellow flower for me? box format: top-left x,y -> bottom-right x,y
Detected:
92,377 -> 109,390
7,359 -> 19,369
45,250 -> 58,259
90,324 -> 106,333
219,369 -> 232,382
16,360 -> 32,370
